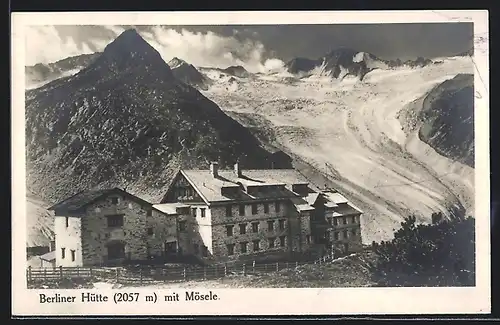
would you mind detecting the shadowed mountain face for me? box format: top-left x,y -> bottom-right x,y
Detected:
222,65 -> 251,78
25,29 -> 274,204
418,74 -> 474,168
25,53 -> 101,88
168,57 -> 212,90
285,48 -> 434,80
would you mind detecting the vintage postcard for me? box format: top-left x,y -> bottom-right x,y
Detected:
11,10 -> 490,316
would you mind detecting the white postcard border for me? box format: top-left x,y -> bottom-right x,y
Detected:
11,10 -> 490,316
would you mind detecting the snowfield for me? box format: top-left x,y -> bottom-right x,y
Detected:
201,56 -> 475,244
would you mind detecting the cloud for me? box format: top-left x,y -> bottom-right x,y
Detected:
24,25 -> 285,73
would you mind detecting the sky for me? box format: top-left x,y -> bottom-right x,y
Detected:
25,23 -> 473,73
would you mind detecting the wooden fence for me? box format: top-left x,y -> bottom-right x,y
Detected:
27,253 -> 339,286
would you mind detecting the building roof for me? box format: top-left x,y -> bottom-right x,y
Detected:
334,202 -> 363,215
153,203 -> 190,215
323,191 -> 349,205
39,251 -> 56,262
181,169 -> 313,204
290,197 -> 315,212
48,187 -> 152,214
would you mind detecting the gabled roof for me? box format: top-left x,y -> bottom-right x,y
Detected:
323,191 -> 349,205
48,187 -> 152,214
290,197 -> 315,212
153,203 -> 190,215
180,169 -> 313,203
40,250 -> 56,262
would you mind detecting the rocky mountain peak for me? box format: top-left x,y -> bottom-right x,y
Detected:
82,28 -> 173,79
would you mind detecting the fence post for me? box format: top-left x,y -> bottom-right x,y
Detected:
215,265 -> 218,278
28,266 -> 32,283
252,261 -> 255,273
90,267 -> 93,278
264,263 -> 267,272
276,262 -> 279,272
243,264 -> 246,276
116,268 -> 120,283
285,262 -> 289,269
203,267 -> 207,280
140,268 -> 143,285
76,266 -> 80,277
224,263 -> 227,277
59,265 -> 63,280
295,261 -> 298,269
183,267 -> 187,281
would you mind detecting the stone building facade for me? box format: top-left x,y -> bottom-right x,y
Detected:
49,188 -> 179,267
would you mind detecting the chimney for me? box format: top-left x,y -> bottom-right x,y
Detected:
234,162 -> 242,177
210,161 -> 219,178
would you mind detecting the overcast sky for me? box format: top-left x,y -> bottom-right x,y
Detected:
25,23 -> 473,72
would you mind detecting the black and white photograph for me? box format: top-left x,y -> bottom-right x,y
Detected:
11,10 -> 490,316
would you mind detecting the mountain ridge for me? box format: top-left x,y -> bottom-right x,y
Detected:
25,29 -> 276,206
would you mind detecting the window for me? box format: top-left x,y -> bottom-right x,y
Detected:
264,203 -> 269,213
239,204 -> 245,216
343,217 -> 347,225
334,232 -> 339,240
240,242 -> 247,254
275,202 -> 281,213
227,244 -> 235,255
107,242 -> 125,260
343,230 -> 348,239
328,217 -> 333,226
351,228 -> 357,236
306,235 -> 311,244
202,246 -> 208,257
239,223 -> 246,235
267,220 -> 274,231
191,208 -> 197,217
200,208 -> 206,218
107,214 -> 124,227
71,249 -> 76,262
268,237 -> 276,248
351,216 -> 356,224
146,209 -> 152,217
226,205 -> 233,217
147,227 -> 154,236
253,240 -> 260,252
252,222 -> 259,233
226,225 -> 234,236
251,203 -> 258,215
279,236 -> 286,247
61,247 -> 66,259
65,217 -> 69,227
179,220 -> 187,232
111,197 -> 119,204
279,219 -> 286,230
333,218 -> 338,226
193,244 -> 199,254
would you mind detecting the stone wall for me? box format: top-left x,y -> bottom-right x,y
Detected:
326,213 -> 363,254
54,215 -> 82,267
146,208 -> 178,258
209,200 -> 295,263
81,194 -> 151,265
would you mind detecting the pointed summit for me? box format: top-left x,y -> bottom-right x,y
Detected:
83,28 -> 173,79
168,57 -> 187,69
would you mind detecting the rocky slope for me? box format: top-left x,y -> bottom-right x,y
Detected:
25,29 -> 274,208
168,57 -> 213,90
398,73 -> 474,168
285,48 -> 434,80
25,52 -> 101,89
